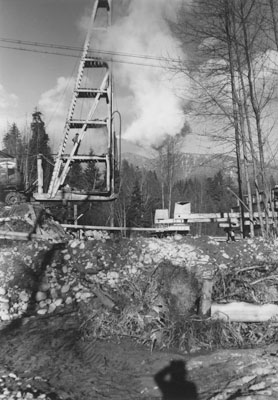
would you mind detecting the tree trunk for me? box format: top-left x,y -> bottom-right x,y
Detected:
161,181 -> 165,209
232,19 -> 265,235
240,0 -> 270,236
238,99 -> 255,237
268,0 -> 278,50
224,0 -> 245,237
230,9 -> 255,237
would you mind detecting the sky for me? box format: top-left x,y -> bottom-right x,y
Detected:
0,0 -> 234,156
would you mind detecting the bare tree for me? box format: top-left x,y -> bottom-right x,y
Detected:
170,0 -> 278,237
155,133 -> 185,216
263,0 -> 278,50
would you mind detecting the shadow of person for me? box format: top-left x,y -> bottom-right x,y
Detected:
154,360 -> 198,400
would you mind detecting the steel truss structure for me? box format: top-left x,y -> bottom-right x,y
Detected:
34,0 -> 118,202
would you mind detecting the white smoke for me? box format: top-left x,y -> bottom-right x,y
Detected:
39,76 -> 75,118
91,0 -> 189,146
0,84 -> 19,132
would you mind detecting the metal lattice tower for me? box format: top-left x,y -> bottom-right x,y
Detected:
35,0 -> 117,202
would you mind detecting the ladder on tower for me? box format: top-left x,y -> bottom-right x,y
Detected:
34,0 -> 118,202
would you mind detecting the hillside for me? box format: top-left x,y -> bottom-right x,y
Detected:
122,151 -> 237,180
122,149 -> 278,184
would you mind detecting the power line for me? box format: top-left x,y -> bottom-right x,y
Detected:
0,38 -> 232,74
45,58 -> 79,129
0,36 -> 185,66
0,44 -> 81,59
2,37 -> 277,75
0,43 -> 185,71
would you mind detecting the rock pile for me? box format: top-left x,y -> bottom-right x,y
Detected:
0,234 -> 278,327
0,203 -> 67,242
0,371 -> 62,400
1,234 -> 278,399
0,234 -> 221,323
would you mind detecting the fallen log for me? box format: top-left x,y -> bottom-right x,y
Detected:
211,302 -> 278,322
0,230 -> 47,241
0,230 -> 66,242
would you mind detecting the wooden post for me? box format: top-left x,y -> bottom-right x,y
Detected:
37,154 -> 43,194
110,202 -> 115,227
199,277 -> 213,316
74,204 -> 78,225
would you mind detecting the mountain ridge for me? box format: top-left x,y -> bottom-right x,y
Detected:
122,151 -> 237,180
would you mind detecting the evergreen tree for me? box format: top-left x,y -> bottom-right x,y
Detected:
2,123 -> 22,156
114,160 -> 137,228
66,163 -> 85,190
206,171 -> 237,213
2,123 -> 24,173
27,110 -> 53,190
0,123 -> 24,201
141,170 -> 161,227
127,178 -> 144,227
83,149 -> 101,191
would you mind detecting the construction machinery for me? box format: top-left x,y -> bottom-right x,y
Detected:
33,0 -> 119,205
0,151 -> 25,205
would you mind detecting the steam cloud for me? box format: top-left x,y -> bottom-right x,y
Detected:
0,84 -> 19,130
94,0 -> 189,147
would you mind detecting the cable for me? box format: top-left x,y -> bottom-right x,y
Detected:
0,44 -> 81,58
8,36 -> 277,73
45,60 -> 79,129
0,43 -> 185,71
0,44 -> 185,71
0,37 -> 184,64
